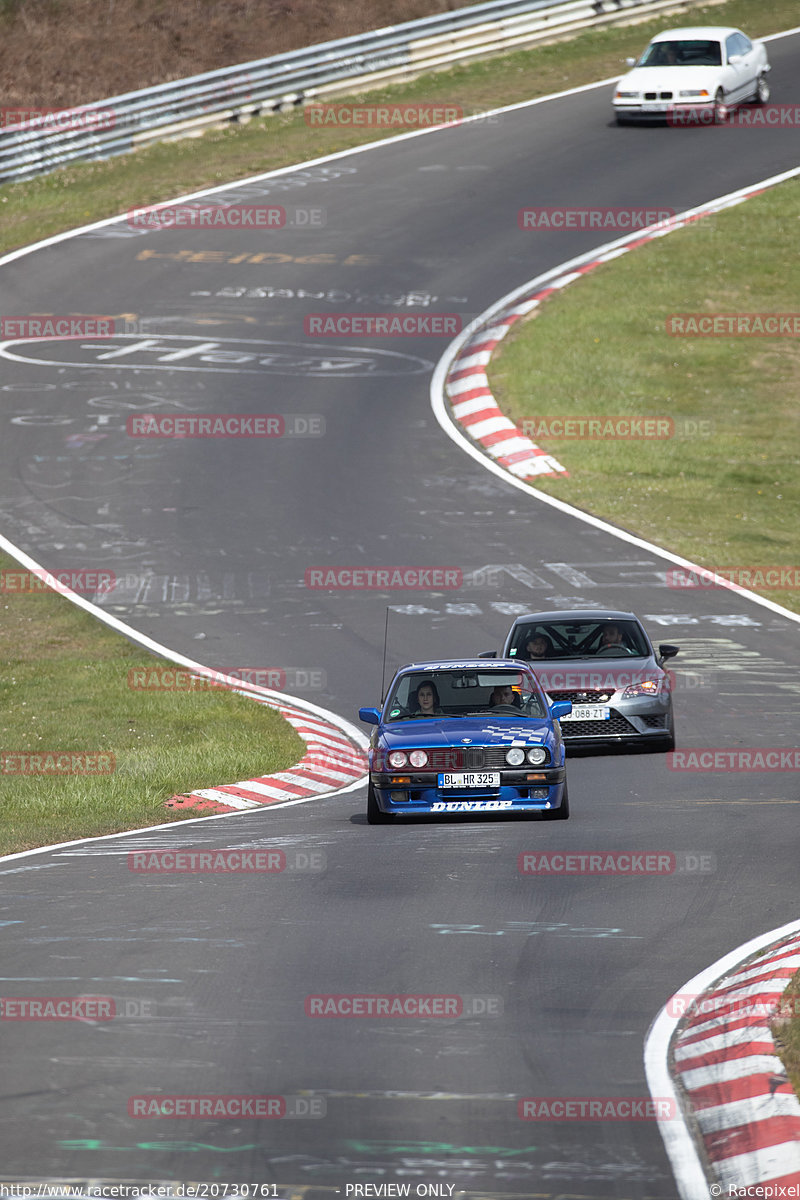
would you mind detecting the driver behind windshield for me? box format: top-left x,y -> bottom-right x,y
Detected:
598,624 -> 626,651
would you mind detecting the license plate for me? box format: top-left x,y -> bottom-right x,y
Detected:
438,772 -> 500,788
560,706 -> 610,722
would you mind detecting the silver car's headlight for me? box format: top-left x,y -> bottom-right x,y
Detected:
506,747 -> 525,767
623,679 -> 663,698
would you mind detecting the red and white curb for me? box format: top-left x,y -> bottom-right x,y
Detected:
445,316 -> 567,479
672,930 -> 800,1191
440,166 -> 800,491
167,686 -> 367,814
645,919 -> 800,1199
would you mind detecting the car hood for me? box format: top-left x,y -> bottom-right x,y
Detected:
528,656 -> 663,694
617,66 -> 722,94
379,715 -> 552,748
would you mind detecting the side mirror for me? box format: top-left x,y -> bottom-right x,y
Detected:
659,644 -> 679,662
728,53 -> 742,64
478,650 -> 497,659
550,701 -> 573,722
358,707 -> 381,725
625,56 -> 637,67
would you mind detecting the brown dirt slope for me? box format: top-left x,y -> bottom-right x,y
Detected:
0,0 -> 470,109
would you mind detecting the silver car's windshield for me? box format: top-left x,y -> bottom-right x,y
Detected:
385,670 -> 546,721
510,620 -> 650,662
638,39 -> 722,67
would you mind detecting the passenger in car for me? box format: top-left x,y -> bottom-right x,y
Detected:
524,634 -> 553,660
411,680 -> 444,717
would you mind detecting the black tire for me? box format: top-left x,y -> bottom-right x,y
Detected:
366,781 -> 393,825
752,73 -> 770,105
542,782 -> 569,821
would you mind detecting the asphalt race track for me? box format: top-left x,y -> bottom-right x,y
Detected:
1,30 -> 800,1198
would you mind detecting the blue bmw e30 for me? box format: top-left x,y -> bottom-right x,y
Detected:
358,659 -> 572,824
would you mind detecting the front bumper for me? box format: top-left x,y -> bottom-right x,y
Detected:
614,100 -> 716,122
371,767 -> 566,815
559,700 -> 673,745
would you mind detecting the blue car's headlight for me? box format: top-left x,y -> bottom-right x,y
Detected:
527,747 -> 547,765
409,750 -> 428,768
388,751 -> 408,768
506,748 -> 525,766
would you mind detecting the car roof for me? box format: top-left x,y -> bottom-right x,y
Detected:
509,609 -> 639,624
649,27 -> 742,41
397,658 -> 530,672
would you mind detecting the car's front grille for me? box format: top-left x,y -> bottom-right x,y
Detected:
561,710 -> 639,738
381,746 -> 548,770
548,689 -> 613,703
660,92 -> 673,100
645,92 -> 657,100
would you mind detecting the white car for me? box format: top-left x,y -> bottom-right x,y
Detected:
613,26 -> 770,124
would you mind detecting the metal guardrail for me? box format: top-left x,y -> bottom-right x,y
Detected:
0,0 -> 705,185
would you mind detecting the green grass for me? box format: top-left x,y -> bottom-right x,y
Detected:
1,0 -> 799,255
487,180 -> 800,612
773,968 -> 800,1096
0,549 -> 305,856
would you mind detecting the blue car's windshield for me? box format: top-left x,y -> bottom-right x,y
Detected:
385,669 -> 546,721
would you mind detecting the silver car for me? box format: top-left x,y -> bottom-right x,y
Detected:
483,609 -> 678,751
613,26 -> 770,124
